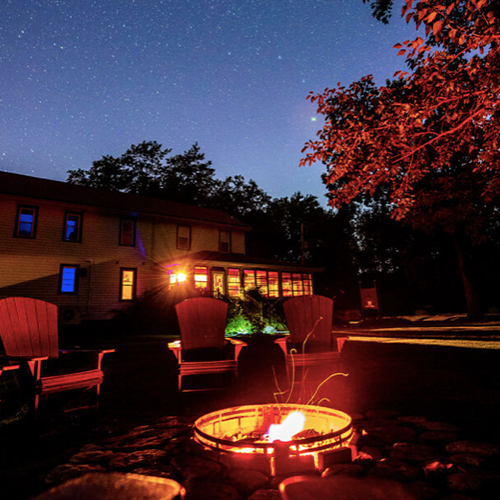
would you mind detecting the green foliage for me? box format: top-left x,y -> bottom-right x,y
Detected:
224,291 -> 288,337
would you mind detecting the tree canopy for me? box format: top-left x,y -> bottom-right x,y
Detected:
301,0 -> 500,316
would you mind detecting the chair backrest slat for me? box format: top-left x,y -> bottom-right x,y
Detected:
176,297 -> 227,351
0,297 -> 59,358
284,295 -> 333,345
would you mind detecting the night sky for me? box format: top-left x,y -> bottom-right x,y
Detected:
1,0 -> 417,204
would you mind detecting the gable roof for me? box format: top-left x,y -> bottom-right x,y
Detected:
0,171 -> 251,230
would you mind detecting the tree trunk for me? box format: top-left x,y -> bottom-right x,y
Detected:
453,237 -> 482,319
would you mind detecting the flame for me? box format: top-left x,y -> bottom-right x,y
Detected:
266,411 -> 306,443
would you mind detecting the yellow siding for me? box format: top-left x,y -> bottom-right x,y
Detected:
0,194 -> 248,322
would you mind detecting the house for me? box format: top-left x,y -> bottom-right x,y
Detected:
0,171 -> 321,326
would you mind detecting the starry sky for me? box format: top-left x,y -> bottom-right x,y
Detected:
1,0 -> 417,205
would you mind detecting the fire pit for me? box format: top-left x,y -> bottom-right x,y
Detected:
193,404 -> 354,475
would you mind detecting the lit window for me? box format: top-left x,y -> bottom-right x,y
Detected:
194,266 -> 208,290
282,272 -> 293,297
244,269 -> 256,290
292,273 -> 304,296
212,271 -> 225,296
15,206 -> 38,238
63,212 -> 82,242
177,225 -> 191,250
228,268 -> 241,297
268,271 -> 279,298
59,265 -> 79,294
303,273 -> 313,295
256,270 -> 268,297
120,218 -> 136,246
120,268 -> 136,301
220,230 -> 231,252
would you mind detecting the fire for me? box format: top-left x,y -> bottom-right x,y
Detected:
266,411 -> 306,443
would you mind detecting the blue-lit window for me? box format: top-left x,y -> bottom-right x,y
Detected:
15,206 -> 38,238
63,212 -> 82,242
59,265 -> 79,294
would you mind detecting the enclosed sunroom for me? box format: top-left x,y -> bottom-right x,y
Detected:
160,251 -> 322,299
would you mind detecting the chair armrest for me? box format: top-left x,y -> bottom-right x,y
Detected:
59,348 -> 115,371
59,349 -> 115,354
0,354 -> 49,362
168,340 -> 181,361
273,336 -> 288,355
225,338 -> 247,359
0,355 -> 49,379
0,363 -> 20,373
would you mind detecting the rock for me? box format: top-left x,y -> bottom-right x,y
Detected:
356,445 -> 386,461
447,470 -> 500,493
419,431 -> 461,444
398,416 -> 428,425
157,415 -> 181,425
421,459 -> 452,478
182,478 -> 239,500
45,464 -> 107,485
448,453 -> 485,468
69,448 -> 114,464
109,449 -> 168,471
322,463 -> 366,478
102,425 -> 157,447
225,468 -> 269,496
129,466 -> 177,480
172,454 -> 224,481
368,424 -> 417,445
369,458 -> 423,482
446,440 -> 500,458
391,442 -> 439,462
247,490 -> 281,500
418,421 -> 461,433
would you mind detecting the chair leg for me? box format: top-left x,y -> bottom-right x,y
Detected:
33,393 -> 40,419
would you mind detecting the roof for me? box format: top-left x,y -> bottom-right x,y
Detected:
160,250 -> 323,272
0,171 -> 251,230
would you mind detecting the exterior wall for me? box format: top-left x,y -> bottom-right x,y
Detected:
0,193 -> 247,323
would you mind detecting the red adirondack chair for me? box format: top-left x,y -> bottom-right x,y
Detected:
0,297 -> 114,417
275,295 -> 341,380
169,297 -> 245,392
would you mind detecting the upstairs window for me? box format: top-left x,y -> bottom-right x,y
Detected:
120,268 -> 136,301
120,218 -> 136,246
219,230 -> 231,253
177,225 -> 191,250
59,264 -> 79,294
63,212 -> 82,242
15,206 -> 38,238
